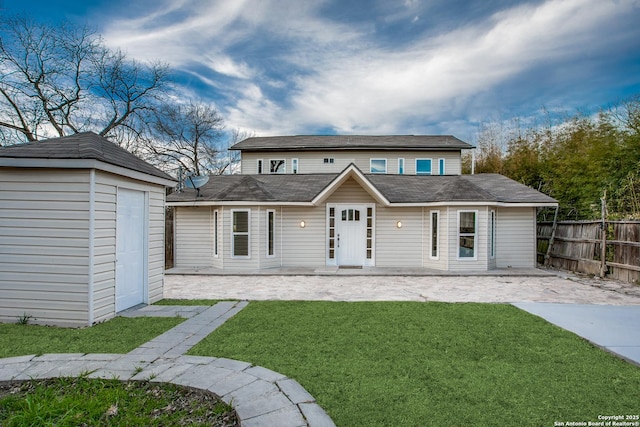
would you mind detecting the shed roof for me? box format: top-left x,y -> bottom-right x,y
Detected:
0,132 -> 174,182
230,135 -> 473,152
167,168 -> 556,206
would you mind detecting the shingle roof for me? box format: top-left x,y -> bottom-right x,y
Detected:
0,132 -> 174,181
167,172 -> 556,205
230,135 -> 473,151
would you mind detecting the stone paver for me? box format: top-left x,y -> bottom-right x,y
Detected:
0,300 -> 336,427
164,269 -> 640,305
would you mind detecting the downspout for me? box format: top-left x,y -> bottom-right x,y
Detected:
87,169 -> 95,326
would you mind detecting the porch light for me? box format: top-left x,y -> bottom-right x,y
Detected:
300,220 -> 306,228
397,221 -> 402,228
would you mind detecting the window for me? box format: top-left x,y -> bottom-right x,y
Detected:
292,158 -> 299,174
398,158 -> 405,174
323,157 -> 335,164
232,210 -> 250,258
267,210 -> 275,257
270,159 -> 285,174
438,158 -> 445,175
430,210 -> 439,259
458,211 -> 477,259
341,208 -> 360,221
416,159 -> 432,175
366,207 -> 373,260
257,159 -> 263,174
370,159 -> 387,174
328,207 -> 335,260
489,210 -> 496,259
213,209 -> 219,257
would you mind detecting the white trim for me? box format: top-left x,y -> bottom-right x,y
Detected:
87,169 -> 95,326
213,209 -> 219,258
457,210 -> 478,261
369,158 -> 387,174
231,209 -> 251,259
0,158 -> 176,187
489,209 -> 496,259
415,158 -> 433,175
429,209 -> 439,260
312,164 -> 391,206
266,209 -> 276,258
167,200 -> 558,209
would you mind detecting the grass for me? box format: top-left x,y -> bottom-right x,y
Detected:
0,317 -> 184,358
188,301 -> 640,427
0,376 -> 236,426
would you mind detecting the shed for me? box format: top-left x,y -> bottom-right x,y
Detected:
0,132 -> 176,327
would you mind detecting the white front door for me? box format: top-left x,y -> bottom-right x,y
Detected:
116,188 -> 146,312
336,206 -> 366,266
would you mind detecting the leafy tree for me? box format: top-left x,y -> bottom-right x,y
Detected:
0,16 -> 169,146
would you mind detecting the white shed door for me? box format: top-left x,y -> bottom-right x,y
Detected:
116,188 -> 146,312
336,206 -> 366,266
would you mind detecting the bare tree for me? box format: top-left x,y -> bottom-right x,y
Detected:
148,100 -> 226,176
0,16 -> 169,146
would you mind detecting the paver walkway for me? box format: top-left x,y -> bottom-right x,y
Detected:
0,301 -> 335,427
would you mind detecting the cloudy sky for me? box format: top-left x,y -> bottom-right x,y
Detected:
4,0 -> 640,142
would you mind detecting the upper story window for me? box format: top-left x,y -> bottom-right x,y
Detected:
270,159 -> 285,174
257,159 -> 263,174
398,158 -> 405,174
292,158 -> 299,174
370,159 -> 387,174
323,157 -> 335,164
438,158 -> 445,175
416,158 -> 432,175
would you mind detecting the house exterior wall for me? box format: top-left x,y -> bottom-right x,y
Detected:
175,207 -> 213,268
93,171 -> 166,322
0,168 -> 91,327
0,167 -> 167,327
240,150 -> 462,175
375,206 -> 423,267
495,207 -> 537,268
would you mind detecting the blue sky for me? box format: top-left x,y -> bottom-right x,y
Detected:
3,0 -> 640,143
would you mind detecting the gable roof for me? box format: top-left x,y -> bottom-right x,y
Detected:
167,168 -> 557,207
230,135 -> 473,152
0,132 -> 175,184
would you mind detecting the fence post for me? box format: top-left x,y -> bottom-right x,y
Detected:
544,206 -> 559,267
600,193 -> 607,278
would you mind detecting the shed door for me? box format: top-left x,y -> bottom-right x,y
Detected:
336,206 -> 366,266
116,188 -> 146,312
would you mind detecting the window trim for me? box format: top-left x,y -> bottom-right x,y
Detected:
457,210 -> 478,260
213,209 -> 219,257
430,210 -> 439,260
438,158 -> 445,175
266,209 -> 276,258
291,158 -> 299,174
257,159 -> 263,174
489,209 -> 496,259
416,158 -> 432,175
398,158 -> 405,174
370,158 -> 387,174
231,209 -> 251,259
269,159 -> 286,174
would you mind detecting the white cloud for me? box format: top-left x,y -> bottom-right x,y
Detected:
97,0 -> 640,137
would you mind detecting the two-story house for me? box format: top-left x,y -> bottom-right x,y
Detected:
166,135 -> 557,272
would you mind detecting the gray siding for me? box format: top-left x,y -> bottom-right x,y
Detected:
495,207 -> 536,268
0,168 -> 91,327
241,150 -> 462,175
375,206 -> 423,267
175,207 -> 213,268
281,206 -> 325,267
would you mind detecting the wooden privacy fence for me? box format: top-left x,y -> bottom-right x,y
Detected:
537,220 -> 640,283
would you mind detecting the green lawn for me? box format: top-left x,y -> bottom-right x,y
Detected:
0,317 -> 183,358
188,301 -> 640,427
